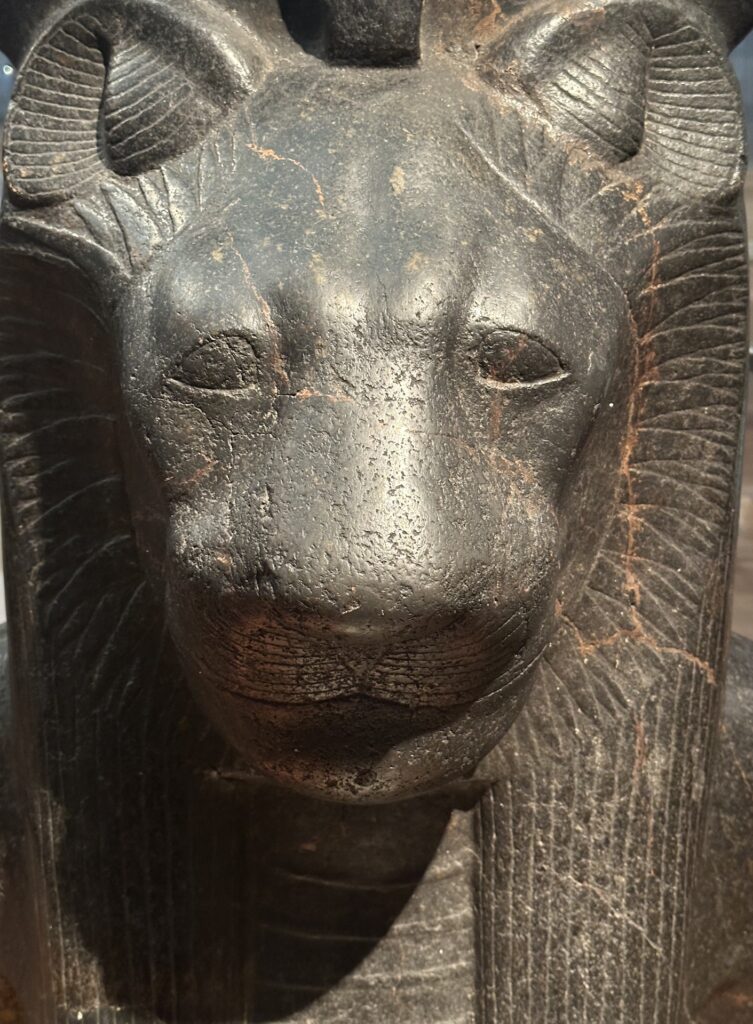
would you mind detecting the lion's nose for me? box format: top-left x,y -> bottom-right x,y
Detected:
166,378 -> 555,706
246,556 -> 474,646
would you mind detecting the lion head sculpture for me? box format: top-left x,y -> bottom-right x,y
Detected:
0,0 -> 750,801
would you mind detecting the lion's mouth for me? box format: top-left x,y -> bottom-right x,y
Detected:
218,644 -> 546,710
166,596 -> 549,799
178,604 -> 538,709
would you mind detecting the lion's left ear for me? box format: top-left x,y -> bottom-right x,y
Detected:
3,0 -> 264,207
483,0 -> 746,202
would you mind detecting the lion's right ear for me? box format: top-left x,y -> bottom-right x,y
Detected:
482,0 -> 748,203
3,0 -> 264,207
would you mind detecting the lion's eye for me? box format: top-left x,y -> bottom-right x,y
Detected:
478,329 -> 568,389
170,334 -> 259,391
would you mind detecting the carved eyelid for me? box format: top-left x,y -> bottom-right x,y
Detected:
165,331 -> 261,392
475,326 -> 570,391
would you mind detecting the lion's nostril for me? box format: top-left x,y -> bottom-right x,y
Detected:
252,560 -> 279,601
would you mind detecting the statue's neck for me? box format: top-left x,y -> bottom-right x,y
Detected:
250,785 -> 482,1023
2,617 -> 487,1024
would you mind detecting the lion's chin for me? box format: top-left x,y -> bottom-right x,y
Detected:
187,660 -> 540,803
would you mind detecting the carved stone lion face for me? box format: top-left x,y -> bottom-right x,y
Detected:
3,0 -> 742,800
115,70 -> 630,799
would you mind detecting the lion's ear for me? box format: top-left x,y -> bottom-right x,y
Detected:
3,1 -> 261,207
483,0 -> 745,201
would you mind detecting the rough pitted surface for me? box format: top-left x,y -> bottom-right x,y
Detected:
0,1 -> 752,1021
